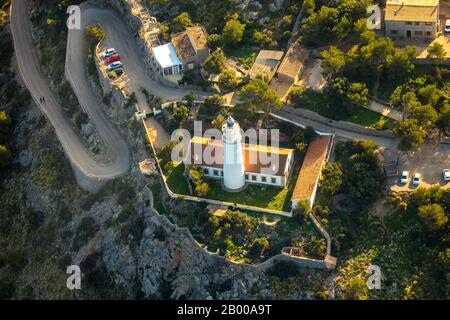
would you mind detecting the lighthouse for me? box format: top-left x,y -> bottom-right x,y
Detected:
222,116 -> 245,190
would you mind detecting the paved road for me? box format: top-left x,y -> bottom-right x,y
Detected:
273,110 -> 399,150
76,6 -> 209,103
11,0 -> 130,180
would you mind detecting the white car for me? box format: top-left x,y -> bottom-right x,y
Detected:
445,20 -> 450,33
101,48 -> 116,58
107,61 -> 123,71
443,169 -> 450,181
400,171 -> 409,184
412,173 -> 421,186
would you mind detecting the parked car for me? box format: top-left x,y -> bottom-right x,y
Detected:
101,48 -> 116,58
412,173 -> 421,186
400,171 -> 409,184
445,20 -> 450,33
443,169 -> 450,181
107,61 -> 123,71
105,53 -> 120,64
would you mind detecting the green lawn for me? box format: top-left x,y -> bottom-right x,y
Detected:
205,179 -> 291,211
296,90 -> 392,129
162,161 -> 296,211
224,44 -> 258,66
165,163 -> 190,195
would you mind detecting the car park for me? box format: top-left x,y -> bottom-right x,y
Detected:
105,53 -> 121,64
443,169 -> 450,181
101,48 -> 116,58
400,171 -> 409,184
412,173 -> 421,186
107,61 -> 123,71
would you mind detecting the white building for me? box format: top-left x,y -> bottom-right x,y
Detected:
185,117 -> 295,189
151,43 -> 183,78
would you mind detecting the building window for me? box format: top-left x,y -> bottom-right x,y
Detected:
415,31 -> 423,36
252,175 -> 257,181
426,31 -> 431,36
213,170 -> 219,176
245,174 -> 249,180
203,169 -> 209,175
261,176 -> 267,183
390,30 -> 398,34
405,21 -> 412,25
415,22 -> 420,26
271,177 -> 277,184
220,171 -> 223,176
425,22 -> 432,26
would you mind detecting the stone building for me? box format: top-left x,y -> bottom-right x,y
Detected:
385,0 -> 440,40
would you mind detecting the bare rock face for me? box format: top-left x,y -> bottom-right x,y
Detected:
99,205 -> 268,299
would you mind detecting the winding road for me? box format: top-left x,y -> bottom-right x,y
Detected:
11,0 -> 130,182
11,0 -> 401,185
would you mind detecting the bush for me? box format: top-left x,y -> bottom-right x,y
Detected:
0,272 -> 15,299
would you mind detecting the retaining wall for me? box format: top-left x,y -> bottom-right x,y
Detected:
284,106 -> 395,138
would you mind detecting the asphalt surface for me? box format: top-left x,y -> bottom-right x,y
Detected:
77,6 -> 209,102
11,0 -> 130,180
273,110 -> 399,150
11,0 -> 401,183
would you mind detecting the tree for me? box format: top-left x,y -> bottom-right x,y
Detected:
223,18 -> 245,46
211,113 -> 227,130
341,277 -> 368,300
288,85 -> 307,106
172,104 -> 190,126
171,12 -> 192,33
200,94 -> 224,117
346,152 -> 386,207
386,46 -> 417,82
300,6 -> 339,46
321,162 -> 344,196
203,49 -> 226,74
237,79 -> 282,116
437,103 -> 450,136
293,201 -> 311,223
418,85 -> 442,107
195,182 -> 210,197
248,237 -> 269,259
183,92 -> 196,108
418,204 -> 448,231
218,69 -> 239,91
393,119 -> 426,151
411,104 -> 438,132
427,42 -> 447,65
326,77 -> 368,110
0,110 -> 11,135
206,34 -> 223,50
321,46 -> 346,79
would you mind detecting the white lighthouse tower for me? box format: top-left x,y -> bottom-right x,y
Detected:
222,116 -> 245,190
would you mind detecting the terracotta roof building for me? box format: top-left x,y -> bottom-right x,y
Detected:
385,0 -> 440,39
291,135 -> 333,208
185,136 -> 295,187
171,26 -> 209,67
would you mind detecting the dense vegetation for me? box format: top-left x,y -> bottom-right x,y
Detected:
151,0 -> 301,64
309,140 -> 449,299
147,176 -> 326,265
